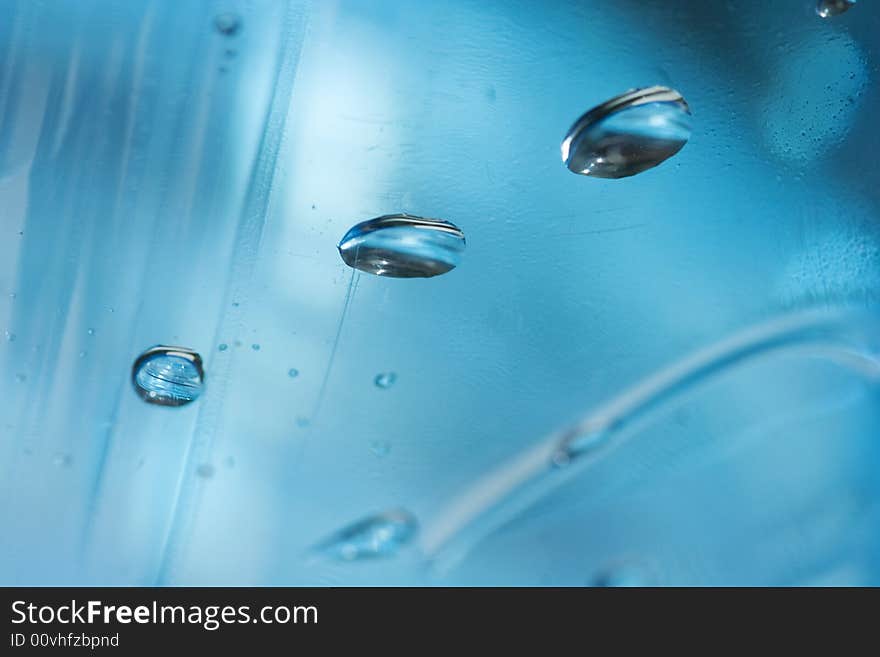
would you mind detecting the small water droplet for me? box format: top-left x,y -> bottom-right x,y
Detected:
251,343 -> 260,351
374,372 -> 397,389
14,373 -> 26,383
78,351 -> 86,359
552,427 -> 608,467
313,509 -> 418,561
131,346 -> 204,406
214,12 -> 242,36
287,368 -> 299,378
218,343 -> 228,352
592,562 -> 651,587
87,328 -> 95,336
234,340 -> 242,348
53,453 -> 73,467
817,0 -> 855,18
561,86 -> 691,179
224,456 -> 235,468
338,214 -> 466,278
4,330 -> 15,342
196,463 -> 215,478
296,416 -> 310,428
369,440 -> 391,458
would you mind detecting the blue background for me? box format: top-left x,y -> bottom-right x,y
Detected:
0,0 -> 878,585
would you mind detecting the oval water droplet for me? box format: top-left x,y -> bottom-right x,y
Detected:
196,463 -> 215,479
817,0 -> 855,18
132,346 -> 204,407
52,453 -> 73,468
561,86 -> 692,179
338,214 -> 466,278
218,343 -> 228,352
287,368 -> 299,378
314,509 -> 418,561
374,372 -> 397,389
251,343 -> 260,351
214,12 -> 242,36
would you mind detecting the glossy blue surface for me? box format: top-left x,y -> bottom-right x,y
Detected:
0,0 -> 878,585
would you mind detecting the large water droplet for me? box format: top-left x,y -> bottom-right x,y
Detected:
561,86 -> 691,179
817,0 -> 855,18
314,509 -> 418,561
132,346 -> 204,407
338,214 -> 466,278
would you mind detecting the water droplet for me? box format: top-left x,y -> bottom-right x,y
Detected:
52,453 -> 73,468
561,86 -> 691,178
338,214 -> 466,278
131,346 -> 204,406
14,373 -> 26,383
214,12 -> 242,36
218,343 -> 228,352
78,351 -> 86,359
234,340 -> 242,348
287,368 -> 299,378
817,0 -> 855,18
87,328 -> 95,336
196,463 -> 215,479
5,330 -> 15,342
296,416 -> 310,428
369,440 -> 391,458
552,427 -> 608,467
374,372 -> 397,389
314,509 -> 418,561
592,563 -> 651,587
251,343 -> 260,351
224,456 -> 235,468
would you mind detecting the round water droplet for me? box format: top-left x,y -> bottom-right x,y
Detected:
374,372 -> 397,389
313,509 -> 418,561
5,330 -> 15,342
817,0 -> 855,18
338,214 -> 466,278
218,343 -> 228,352
53,453 -> 73,468
369,440 -> 391,458
288,368 -> 299,378
196,463 -> 215,479
214,12 -> 242,36
251,343 -> 260,351
561,86 -> 692,179
132,346 -> 204,407
87,328 -> 95,336
14,373 -> 26,383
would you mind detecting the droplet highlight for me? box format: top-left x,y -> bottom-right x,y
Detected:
314,509 -> 418,561
132,346 -> 204,407
338,214 -> 466,278
817,0 -> 855,18
561,86 -> 691,179
374,372 -> 397,389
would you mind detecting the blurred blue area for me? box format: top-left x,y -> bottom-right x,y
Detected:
0,0 -> 878,585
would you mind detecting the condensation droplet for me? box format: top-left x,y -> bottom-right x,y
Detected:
251,343 -> 260,351
338,214 -> 466,278
288,368 -> 299,378
374,372 -> 397,389
561,86 -> 691,179
196,463 -> 215,479
132,346 -> 204,407
87,328 -> 95,336
218,343 -> 228,352
53,453 -> 73,468
313,509 -> 418,561
214,12 -> 242,36
14,373 -> 26,383
4,330 -> 15,342
817,0 -> 855,18
369,440 -> 391,458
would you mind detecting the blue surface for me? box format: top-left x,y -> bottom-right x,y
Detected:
0,0 -> 878,585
